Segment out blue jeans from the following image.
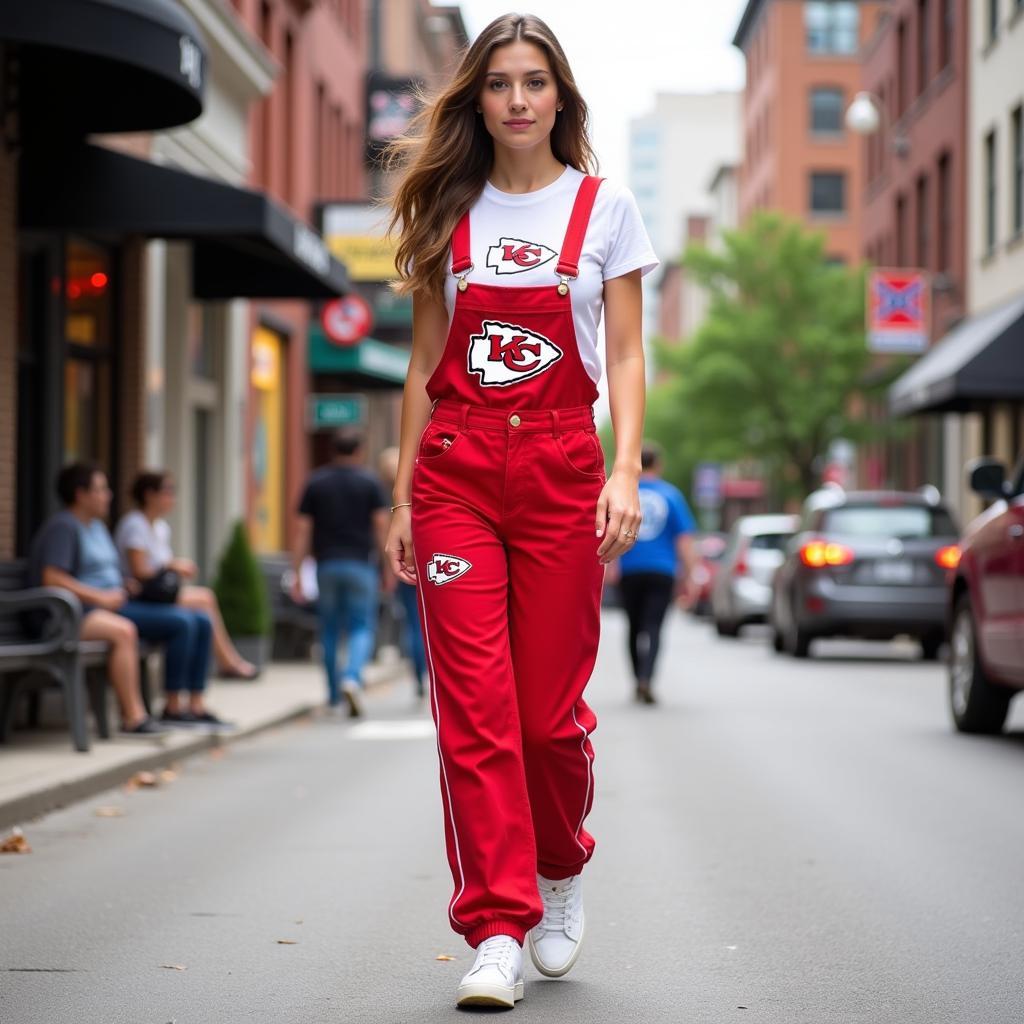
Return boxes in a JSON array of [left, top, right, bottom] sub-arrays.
[[119, 602, 213, 694], [316, 559, 379, 705], [397, 580, 426, 693]]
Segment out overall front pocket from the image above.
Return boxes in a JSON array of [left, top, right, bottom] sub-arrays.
[[555, 430, 605, 478], [417, 422, 463, 462]]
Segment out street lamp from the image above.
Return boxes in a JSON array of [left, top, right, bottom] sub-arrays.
[[845, 91, 909, 157]]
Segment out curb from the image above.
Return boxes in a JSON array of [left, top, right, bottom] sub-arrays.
[[0, 660, 407, 832]]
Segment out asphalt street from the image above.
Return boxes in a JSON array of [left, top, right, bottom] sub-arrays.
[[2, 610, 1023, 1024]]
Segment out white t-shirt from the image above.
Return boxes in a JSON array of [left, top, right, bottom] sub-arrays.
[[114, 511, 174, 576], [444, 166, 659, 384]]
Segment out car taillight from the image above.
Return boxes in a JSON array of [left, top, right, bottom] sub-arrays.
[[734, 541, 749, 576], [935, 545, 961, 570], [800, 540, 855, 568]]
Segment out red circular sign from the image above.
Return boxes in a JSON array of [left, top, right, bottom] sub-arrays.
[[321, 294, 373, 347]]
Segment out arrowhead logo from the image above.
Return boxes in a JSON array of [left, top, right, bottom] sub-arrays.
[[468, 320, 563, 387], [426, 553, 472, 586], [486, 237, 557, 274]]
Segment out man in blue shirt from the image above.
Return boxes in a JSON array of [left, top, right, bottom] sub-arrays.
[[616, 443, 698, 704]]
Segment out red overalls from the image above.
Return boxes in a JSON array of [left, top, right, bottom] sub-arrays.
[[411, 176, 607, 948]]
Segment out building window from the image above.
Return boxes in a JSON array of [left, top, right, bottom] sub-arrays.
[[917, 0, 930, 94], [805, 2, 860, 55], [1012, 106, 1023, 237], [937, 152, 952, 271], [988, 0, 999, 44], [984, 129, 997, 254], [915, 173, 930, 268], [809, 171, 846, 214], [896, 193, 908, 264], [64, 238, 114, 470], [897, 18, 909, 115], [939, 0, 954, 69], [810, 87, 844, 134]]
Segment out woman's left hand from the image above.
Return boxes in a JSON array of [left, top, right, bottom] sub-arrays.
[[169, 557, 198, 579], [595, 468, 642, 565]]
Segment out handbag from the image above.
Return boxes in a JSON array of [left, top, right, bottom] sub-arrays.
[[137, 568, 182, 604]]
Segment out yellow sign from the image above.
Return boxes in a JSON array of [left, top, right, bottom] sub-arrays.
[[326, 234, 399, 282], [250, 327, 285, 552]]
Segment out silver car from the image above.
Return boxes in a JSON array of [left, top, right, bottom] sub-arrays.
[[712, 514, 800, 637]]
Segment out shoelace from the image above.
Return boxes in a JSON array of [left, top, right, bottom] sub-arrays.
[[538, 878, 578, 934], [472, 937, 516, 976]]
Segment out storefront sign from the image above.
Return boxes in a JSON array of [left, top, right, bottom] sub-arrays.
[[868, 269, 930, 354], [306, 394, 367, 430], [321, 294, 374, 346], [321, 203, 398, 282], [366, 73, 420, 151], [292, 223, 332, 276]]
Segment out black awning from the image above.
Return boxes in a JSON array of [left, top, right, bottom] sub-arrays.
[[20, 143, 349, 299], [1, 0, 206, 134], [889, 294, 1024, 416]]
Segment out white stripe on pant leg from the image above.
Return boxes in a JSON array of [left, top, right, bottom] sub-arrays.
[[571, 707, 595, 859], [417, 578, 467, 928]]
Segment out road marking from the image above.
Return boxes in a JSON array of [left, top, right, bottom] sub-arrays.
[[347, 720, 436, 741]]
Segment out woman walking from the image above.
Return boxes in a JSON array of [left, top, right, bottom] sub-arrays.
[[384, 13, 655, 1008]]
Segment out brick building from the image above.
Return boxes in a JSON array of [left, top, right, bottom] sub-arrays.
[[733, 0, 884, 264]]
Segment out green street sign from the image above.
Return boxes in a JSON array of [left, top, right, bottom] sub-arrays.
[[306, 394, 367, 430]]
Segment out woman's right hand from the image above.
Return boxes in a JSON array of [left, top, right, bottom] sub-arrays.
[[386, 508, 417, 586]]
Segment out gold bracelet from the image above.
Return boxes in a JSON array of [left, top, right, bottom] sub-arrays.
[[390, 502, 412, 512]]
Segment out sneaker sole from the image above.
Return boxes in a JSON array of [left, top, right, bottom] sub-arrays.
[[456, 979, 524, 1007], [342, 684, 363, 718], [527, 912, 585, 978]]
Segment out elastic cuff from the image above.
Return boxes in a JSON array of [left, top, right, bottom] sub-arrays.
[[465, 920, 528, 948]]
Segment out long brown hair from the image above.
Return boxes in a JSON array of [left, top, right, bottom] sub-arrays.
[[385, 13, 597, 303]]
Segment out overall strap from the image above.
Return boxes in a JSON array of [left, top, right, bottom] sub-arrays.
[[450, 209, 473, 275], [556, 175, 604, 279]]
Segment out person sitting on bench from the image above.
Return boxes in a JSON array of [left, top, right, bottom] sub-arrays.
[[27, 463, 233, 733]]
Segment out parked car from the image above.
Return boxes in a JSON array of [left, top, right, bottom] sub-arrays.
[[947, 456, 1024, 734], [712, 515, 799, 636], [770, 487, 959, 659], [691, 532, 727, 617]]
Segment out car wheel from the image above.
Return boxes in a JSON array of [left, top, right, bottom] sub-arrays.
[[715, 617, 740, 638], [771, 624, 785, 653], [920, 631, 944, 662], [948, 594, 1011, 734], [785, 618, 812, 659]]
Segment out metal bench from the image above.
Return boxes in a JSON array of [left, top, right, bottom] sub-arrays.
[[0, 560, 156, 752]]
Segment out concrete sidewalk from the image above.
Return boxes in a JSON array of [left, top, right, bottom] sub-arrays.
[[0, 654, 409, 832]]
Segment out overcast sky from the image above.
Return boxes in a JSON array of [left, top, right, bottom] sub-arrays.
[[459, 1, 750, 184]]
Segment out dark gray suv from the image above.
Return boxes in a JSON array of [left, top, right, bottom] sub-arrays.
[[770, 486, 960, 659]]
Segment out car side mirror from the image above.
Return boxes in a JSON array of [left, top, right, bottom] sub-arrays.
[[967, 458, 1009, 500]]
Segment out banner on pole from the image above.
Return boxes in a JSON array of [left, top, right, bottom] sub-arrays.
[[867, 269, 930, 354]]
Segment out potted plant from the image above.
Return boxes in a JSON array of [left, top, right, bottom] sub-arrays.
[[212, 520, 271, 672]]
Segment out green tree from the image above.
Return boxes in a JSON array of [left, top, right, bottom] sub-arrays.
[[652, 211, 903, 498]]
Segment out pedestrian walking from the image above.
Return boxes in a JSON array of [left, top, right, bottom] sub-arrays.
[[378, 447, 428, 705], [384, 13, 656, 1008], [291, 429, 391, 717], [115, 470, 259, 680], [615, 442, 700, 705]]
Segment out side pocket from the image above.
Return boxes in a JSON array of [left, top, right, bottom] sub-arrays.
[[556, 430, 605, 479], [417, 422, 463, 461]]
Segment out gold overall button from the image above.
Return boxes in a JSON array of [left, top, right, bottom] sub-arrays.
[[509, 414, 522, 428]]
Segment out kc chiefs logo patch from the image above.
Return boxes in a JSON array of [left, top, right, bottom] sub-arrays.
[[426, 553, 472, 586], [468, 320, 563, 387], [486, 237, 557, 275]]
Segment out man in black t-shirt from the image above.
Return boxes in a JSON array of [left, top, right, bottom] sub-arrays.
[[292, 429, 391, 716]]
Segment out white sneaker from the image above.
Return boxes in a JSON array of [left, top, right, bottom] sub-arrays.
[[528, 874, 585, 978], [456, 935, 525, 1008], [340, 680, 363, 718]]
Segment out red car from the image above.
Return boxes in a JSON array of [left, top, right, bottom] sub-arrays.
[[691, 532, 727, 617], [948, 455, 1024, 733]]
